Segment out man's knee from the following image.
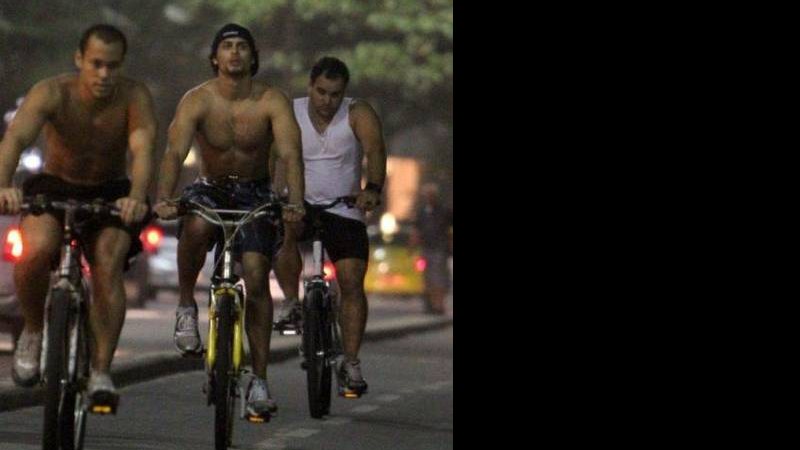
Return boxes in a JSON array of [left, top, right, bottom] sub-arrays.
[[336, 260, 367, 296]]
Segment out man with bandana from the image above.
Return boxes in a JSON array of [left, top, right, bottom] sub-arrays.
[[153, 23, 305, 420]]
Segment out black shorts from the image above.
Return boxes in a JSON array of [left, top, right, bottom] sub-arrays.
[[179, 177, 280, 260], [21, 173, 146, 269], [291, 211, 369, 263]]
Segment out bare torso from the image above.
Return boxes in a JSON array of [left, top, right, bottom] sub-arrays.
[[43, 74, 134, 185], [194, 80, 275, 180]]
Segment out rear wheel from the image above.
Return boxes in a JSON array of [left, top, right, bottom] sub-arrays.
[[214, 295, 235, 450], [72, 314, 90, 450]]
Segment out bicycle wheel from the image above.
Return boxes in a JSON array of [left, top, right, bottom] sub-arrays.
[[321, 292, 340, 415], [72, 313, 90, 450], [214, 294, 235, 450], [303, 288, 332, 419], [42, 287, 72, 450]]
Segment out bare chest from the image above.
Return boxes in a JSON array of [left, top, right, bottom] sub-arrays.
[[201, 104, 271, 151], [50, 102, 129, 152]]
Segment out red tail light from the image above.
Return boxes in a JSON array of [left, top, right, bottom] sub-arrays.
[[3, 226, 23, 262], [323, 261, 337, 281], [140, 225, 164, 254], [414, 256, 427, 272]]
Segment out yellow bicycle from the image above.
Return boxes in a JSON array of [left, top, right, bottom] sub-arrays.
[[178, 199, 280, 450]]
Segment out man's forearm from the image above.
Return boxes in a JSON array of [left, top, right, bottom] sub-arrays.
[[156, 152, 184, 200], [128, 149, 154, 201], [365, 149, 387, 188], [285, 153, 305, 205], [0, 140, 24, 187]]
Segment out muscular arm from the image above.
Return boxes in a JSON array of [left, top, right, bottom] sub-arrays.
[[156, 90, 204, 200], [268, 90, 304, 207], [351, 100, 387, 209], [0, 80, 58, 187], [126, 83, 158, 201]]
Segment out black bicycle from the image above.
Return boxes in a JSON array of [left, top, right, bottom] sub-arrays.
[[176, 199, 281, 450], [9, 195, 126, 450], [277, 196, 361, 418]]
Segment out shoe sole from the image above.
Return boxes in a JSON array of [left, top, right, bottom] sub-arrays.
[[89, 391, 119, 415], [11, 369, 40, 388]]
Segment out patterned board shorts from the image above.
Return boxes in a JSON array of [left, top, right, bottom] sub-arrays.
[[179, 176, 281, 260]]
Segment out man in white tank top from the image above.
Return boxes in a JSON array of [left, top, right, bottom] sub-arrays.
[[273, 57, 387, 398]]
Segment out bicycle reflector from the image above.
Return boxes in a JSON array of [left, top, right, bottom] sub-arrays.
[[140, 225, 163, 254], [2, 226, 23, 262], [414, 256, 427, 272], [323, 261, 336, 281]]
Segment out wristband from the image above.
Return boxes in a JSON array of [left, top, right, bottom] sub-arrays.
[[365, 182, 383, 194]]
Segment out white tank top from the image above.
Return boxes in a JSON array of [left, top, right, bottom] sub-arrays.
[[294, 97, 365, 222]]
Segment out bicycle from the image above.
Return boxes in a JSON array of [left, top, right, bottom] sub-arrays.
[[276, 196, 363, 419], [175, 199, 281, 450], [9, 195, 126, 450]]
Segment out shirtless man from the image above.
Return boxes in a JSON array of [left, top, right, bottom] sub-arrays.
[[152, 23, 304, 421], [0, 24, 156, 411]]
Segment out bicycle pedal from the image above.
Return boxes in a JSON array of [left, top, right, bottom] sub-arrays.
[[246, 413, 271, 423], [180, 348, 205, 358], [338, 386, 366, 399], [89, 392, 119, 415]]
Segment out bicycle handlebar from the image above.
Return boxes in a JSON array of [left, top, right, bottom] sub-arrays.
[[177, 199, 281, 227], [17, 195, 121, 217]]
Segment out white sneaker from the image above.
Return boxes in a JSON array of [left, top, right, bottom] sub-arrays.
[[174, 306, 202, 355], [246, 377, 277, 419], [12, 329, 42, 387]]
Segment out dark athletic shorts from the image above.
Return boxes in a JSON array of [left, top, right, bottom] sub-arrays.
[[21, 173, 147, 270]]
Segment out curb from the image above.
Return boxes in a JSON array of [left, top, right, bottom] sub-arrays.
[[0, 316, 452, 412]]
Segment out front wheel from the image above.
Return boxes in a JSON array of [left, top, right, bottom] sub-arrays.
[[42, 287, 74, 450], [213, 294, 235, 450], [303, 288, 332, 419]]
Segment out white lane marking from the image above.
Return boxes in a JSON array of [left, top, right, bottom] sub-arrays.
[[256, 440, 288, 449], [399, 388, 416, 394], [322, 417, 353, 426], [275, 428, 322, 438], [350, 404, 380, 413], [375, 394, 401, 402]]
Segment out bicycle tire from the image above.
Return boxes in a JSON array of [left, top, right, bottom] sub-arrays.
[[42, 287, 72, 450], [214, 294, 235, 450], [303, 288, 331, 419], [72, 310, 90, 450]]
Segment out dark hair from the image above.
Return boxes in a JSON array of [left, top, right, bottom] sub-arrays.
[[79, 24, 127, 57], [310, 56, 350, 85], [209, 23, 259, 76]]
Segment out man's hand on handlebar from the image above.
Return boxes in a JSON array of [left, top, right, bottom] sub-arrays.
[[153, 199, 180, 221], [356, 189, 380, 212], [115, 197, 149, 226], [283, 203, 305, 223], [0, 187, 24, 215]]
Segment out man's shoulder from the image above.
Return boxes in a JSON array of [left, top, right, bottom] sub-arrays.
[[179, 81, 215, 109], [118, 77, 153, 99], [254, 81, 290, 103], [35, 73, 74, 94], [348, 98, 377, 116]]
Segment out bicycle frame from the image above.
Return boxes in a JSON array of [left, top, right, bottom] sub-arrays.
[[180, 200, 279, 449], [21, 198, 119, 450]]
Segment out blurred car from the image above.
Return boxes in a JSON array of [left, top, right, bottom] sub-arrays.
[[143, 221, 213, 295], [364, 225, 426, 297]]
